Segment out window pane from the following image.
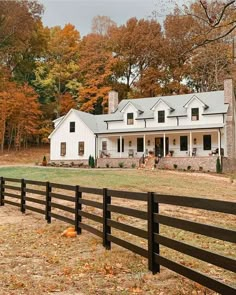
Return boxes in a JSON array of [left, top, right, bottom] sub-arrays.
[[158, 110, 165, 123], [180, 136, 188, 151], [137, 138, 144, 152], [191, 108, 199, 121], [70, 122, 75, 132], [203, 135, 211, 150], [78, 141, 84, 155], [127, 113, 134, 125], [61, 142, 66, 156]]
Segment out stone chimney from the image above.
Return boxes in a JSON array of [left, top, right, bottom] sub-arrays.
[[224, 79, 236, 159], [108, 91, 118, 114]]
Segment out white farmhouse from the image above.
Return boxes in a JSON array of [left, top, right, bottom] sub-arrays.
[[49, 79, 236, 172]]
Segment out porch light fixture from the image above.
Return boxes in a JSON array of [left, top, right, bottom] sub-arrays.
[[194, 138, 197, 144], [147, 140, 151, 146], [129, 141, 132, 147], [173, 139, 176, 145]]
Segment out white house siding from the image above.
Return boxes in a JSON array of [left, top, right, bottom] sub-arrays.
[[50, 111, 95, 161], [179, 99, 224, 126], [108, 104, 145, 130], [148, 101, 175, 128]]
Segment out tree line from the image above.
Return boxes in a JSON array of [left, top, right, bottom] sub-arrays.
[[0, 0, 235, 151]]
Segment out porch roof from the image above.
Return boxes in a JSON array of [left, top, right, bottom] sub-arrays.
[[95, 123, 224, 135]]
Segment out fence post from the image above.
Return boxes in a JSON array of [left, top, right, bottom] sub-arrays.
[[21, 179, 26, 213], [103, 188, 111, 250], [148, 192, 160, 274], [46, 181, 52, 223], [75, 185, 82, 235], [0, 177, 5, 206]]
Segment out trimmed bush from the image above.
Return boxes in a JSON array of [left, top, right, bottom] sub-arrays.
[[216, 157, 222, 173], [90, 156, 95, 168], [118, 162, 124, 168]]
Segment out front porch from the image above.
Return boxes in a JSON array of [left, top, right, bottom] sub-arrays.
[[96, 129, 224, 172]]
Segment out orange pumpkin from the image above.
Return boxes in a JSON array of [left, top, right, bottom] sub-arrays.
[[66, 231, 77, 238], [61, 227, 77, 237]]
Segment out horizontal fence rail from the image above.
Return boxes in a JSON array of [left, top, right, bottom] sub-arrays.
[[0, 176, 235, 294]]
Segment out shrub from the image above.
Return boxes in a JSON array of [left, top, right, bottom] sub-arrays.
[[216, 157, 222, 173], [106, 163, 110, 168], [88, 155, 92, 167], [173, 164, 178, 169], [131, 163, 136, 168], [199, 166, 203, 171], [118, 162, 124, 168], [90, 156, 95, 168], [187, 165, 191, 171]]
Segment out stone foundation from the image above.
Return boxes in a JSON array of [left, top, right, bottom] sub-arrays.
[[49, 159, 88, 167], [97, 158, 140, 168], [158, 156, 218, 172], [222, 158, 236, 172]]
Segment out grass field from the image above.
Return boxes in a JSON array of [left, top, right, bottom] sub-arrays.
[[0, 149, 236, 294], [0, 165, 236, 201]]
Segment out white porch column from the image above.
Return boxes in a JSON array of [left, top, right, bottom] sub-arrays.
[[190, 131, 192, 157], [163, 133, 166, 157], [143, 134, 146, 155], [120, 135, 122, 158], [218, 130, 221, 157]]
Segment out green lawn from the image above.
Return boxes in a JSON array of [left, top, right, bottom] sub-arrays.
[[0, 166, 235, 201]]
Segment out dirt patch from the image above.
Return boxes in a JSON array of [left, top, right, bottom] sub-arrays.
[[0, 147, 50, 166]]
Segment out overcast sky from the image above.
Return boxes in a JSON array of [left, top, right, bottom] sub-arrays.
[[39, 0, 178, 36]]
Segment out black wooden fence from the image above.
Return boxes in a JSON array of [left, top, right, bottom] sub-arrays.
[[0, 176, 235, 294]]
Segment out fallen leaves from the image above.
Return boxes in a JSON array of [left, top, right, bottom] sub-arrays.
[[61, 227, 77, 238]]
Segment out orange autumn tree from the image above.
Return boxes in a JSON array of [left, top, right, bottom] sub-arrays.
[[5, 84, 41, 150], [109, 17, 163, 98], [59, 92, 77, 115], [78, 33, 114, 113], [0, 75, 17, 152]]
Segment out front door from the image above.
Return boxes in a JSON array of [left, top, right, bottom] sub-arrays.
[[155, 137, 169, 157]]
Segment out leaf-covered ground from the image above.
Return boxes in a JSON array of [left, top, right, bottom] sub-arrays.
[[0, 201, 235, 295]]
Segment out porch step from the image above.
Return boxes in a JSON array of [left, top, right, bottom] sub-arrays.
[[145, 157, 155, 169], [139, 155, 159, 169]]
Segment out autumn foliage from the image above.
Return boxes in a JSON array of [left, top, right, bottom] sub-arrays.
[[0, 0, 236, 151]]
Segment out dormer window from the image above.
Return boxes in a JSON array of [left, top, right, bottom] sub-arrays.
[[127, 113, 134, 125], [70, 121, 75, 132], [158, 110, 165, 123], [191, 108, 199, 121]]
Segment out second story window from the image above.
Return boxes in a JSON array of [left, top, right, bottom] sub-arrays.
[[70, 121, 75, 132], [158, 110, 165, 123], [127, 113, 134, 125], [191, 108, 199, 121]]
